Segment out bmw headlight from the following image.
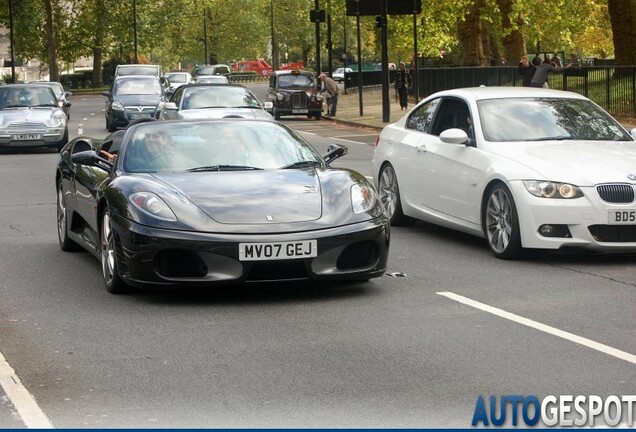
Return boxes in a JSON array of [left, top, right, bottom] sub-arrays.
[[523, 181, 583, 199], [112, 101, 125, 111], [351, 184, 376, 214], [129, 192, 177, 221]]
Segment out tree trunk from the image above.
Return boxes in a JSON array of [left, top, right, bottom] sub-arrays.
[[498, 0, 525, 63], [608, 0, 636, 65], [44, 0, 58, 81], [92, 0, 106, 86], [458, 0, 486, 66]]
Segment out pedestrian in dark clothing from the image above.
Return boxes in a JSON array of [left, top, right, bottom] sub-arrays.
[[394, 62, 412, 110], [530, 58, 571, 88], [518, 55, 536, 87]]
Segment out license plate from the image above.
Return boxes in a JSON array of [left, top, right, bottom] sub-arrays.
[[608, 209, 636, 224], [292, 109, 308, 114], [239, 240, 317, 261], [13, 133, 42, 140], [130, 113, 152, 119]]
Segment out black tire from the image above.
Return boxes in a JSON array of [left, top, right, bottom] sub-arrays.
[[482, 183, 522, 260], [274, 109, 281, 120], [378, 163, 415, 226], [56, 181, 80, 251], [100, 208, 128, 294], [106, 117, 116, 132], [315, 112, 322, 120]]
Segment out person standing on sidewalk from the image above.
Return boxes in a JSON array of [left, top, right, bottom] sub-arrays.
[[394, 62, 412, 110], [319, 72, 340, 117]]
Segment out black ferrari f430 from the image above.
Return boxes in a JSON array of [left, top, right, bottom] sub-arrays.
[[56, 119, 389, 293]]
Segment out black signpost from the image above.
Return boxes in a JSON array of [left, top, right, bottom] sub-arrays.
[[345, 0, 422, 123]]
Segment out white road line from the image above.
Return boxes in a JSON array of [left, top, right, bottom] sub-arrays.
[[437, 291, 636, 365], [0, 350, 53, 428]]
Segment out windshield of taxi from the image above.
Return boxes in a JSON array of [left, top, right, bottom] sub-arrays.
[[277, 74, 315, 89], [478, 98, 632, 142], [122, 121, 324, 173]]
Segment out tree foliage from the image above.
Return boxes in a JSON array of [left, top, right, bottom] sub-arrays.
[[0, 0, 628, 83]]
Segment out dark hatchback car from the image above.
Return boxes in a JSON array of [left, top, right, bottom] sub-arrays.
[[266, 70, 323, 120], [102, 75, 165, 131]]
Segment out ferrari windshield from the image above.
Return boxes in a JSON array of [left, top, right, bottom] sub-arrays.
[[122, 120, 324, 173], [478, 98, 632, 142]]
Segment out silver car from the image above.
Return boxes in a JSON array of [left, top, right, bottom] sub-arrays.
[[159, 83, 273, 120], [0, 84, 69, 150]]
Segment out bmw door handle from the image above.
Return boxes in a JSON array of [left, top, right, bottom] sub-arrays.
[[416, 144, 427, 153]]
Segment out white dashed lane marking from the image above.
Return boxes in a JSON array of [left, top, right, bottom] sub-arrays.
[[437, 291, 636, 365]]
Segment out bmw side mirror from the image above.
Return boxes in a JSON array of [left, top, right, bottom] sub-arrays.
[[439, 128, 470, 145]]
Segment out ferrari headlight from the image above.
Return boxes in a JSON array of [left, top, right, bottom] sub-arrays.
[[112, 101, 125, 111], [129, 192, 177, 221], [351, 184, 376, 214], [523, 181, 583, 199]]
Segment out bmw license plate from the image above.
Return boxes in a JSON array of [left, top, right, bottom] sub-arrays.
[[292, 109, 308, 114], [239, 240, 317, 261], [608, 209, 636, 224], [13, 133, 42, 140]]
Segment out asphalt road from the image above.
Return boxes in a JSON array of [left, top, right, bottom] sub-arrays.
[[0, 94, 634, 428]]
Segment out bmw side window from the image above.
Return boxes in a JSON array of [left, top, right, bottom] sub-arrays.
[[407, 98, 440, 133]]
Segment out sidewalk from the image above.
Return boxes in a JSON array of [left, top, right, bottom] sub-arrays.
[[328, 86, 403, 130], [329, 86, 636, 131]]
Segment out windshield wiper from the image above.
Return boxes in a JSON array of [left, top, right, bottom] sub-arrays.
[[232, 105, 260, 109], [280, 160, 321, 169], [31, 104, 57, 108], [187, 165, 262, 172], [526, 135, 574, 141]]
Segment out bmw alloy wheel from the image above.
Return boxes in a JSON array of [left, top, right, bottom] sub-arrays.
[[379, 164, 414, 226], [484, 184, 521, 259]]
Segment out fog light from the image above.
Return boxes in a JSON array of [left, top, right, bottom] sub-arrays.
[[539, 225, 554, 236], [538, 224, 572, 238]]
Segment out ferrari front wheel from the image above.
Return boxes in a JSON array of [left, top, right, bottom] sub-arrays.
[[57, 181, 80, 251], [101, 208, 128, 294]]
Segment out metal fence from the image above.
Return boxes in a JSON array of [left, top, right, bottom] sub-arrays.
[[344, 66, 636, 117]]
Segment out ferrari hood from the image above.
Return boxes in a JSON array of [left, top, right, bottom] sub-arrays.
[[488, 140, 636, 185], [180, 108, 272, 120], [153, 170, 322, 224]]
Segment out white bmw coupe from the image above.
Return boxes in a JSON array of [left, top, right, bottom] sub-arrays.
[[372, 86, 636, 259]]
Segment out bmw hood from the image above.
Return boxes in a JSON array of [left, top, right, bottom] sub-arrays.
[[153, 170, 322, 224], [180, 108, 272, 120], [489, 140, 636, 185]]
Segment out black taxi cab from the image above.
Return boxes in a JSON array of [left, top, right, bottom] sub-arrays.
[[266, 70, 323, 120]]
